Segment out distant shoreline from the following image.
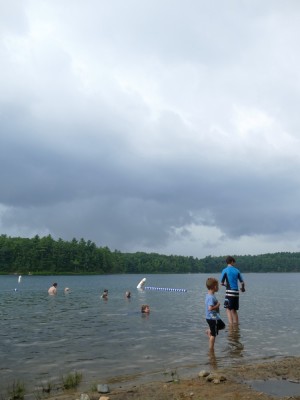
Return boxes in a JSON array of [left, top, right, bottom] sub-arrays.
[[2, 271, 300, 276], [2, 235, 300, 273]]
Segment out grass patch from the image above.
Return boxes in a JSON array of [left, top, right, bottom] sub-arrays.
[[61, 371, 82, 390], [33, 380, 54, 399], [7, 381, 26, 400], [89, 383, 98, 392]]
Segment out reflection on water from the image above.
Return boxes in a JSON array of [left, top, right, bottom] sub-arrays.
[[208, 350, 218, 370], [227, 325, 244, 357], [0, 273, 299, 395], [207, 325, 244, 370]]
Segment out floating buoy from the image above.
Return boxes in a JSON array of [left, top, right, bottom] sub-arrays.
[[137, 278, 146, 289], [144, 286, 187, 292]]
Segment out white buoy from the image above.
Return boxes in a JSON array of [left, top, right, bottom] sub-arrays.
[[137, 278, 146, 289]]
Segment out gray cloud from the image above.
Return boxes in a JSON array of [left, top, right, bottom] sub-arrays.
[[1, 1, 300, 257]]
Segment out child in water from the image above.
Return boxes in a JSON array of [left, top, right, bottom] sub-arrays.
[[205, 277, 225, 350], [141, 304, 150, 313]]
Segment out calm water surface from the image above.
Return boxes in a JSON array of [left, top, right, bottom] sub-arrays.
[[0, 273, 299, 394]]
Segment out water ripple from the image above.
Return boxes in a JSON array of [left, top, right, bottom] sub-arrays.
[[0, 273, 299, 394]]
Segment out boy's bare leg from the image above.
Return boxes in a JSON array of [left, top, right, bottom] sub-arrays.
[[209, 334, 215, 350], [206, 329, 215, 350]]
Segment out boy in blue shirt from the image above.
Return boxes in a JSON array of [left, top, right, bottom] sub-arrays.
[[220, 256, 245, 325], [205, 277, 225, 351]]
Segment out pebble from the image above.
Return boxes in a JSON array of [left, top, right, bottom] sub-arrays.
[[99, 396, 110, 400], [206, 373, 227, 383], [198, 370, 210, 377], [97, 384, 110, 393], [79, 394, 90, 400]]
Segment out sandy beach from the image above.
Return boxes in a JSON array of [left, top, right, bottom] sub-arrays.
[[43, 356, 300, 400]]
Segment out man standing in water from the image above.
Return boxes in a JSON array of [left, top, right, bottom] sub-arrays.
[[220, 256, 245, 325], [48, 282, 58, 295]]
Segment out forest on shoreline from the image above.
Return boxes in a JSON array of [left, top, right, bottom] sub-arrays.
[[0, 234, 299, 274]]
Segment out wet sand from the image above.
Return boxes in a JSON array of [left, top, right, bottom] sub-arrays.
[[45, 356, 300, 400]]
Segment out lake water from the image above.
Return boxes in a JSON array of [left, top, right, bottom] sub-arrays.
[[0, 273, 299, 395]]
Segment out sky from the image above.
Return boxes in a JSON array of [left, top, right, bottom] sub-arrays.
[[1, 1, 300, 259]]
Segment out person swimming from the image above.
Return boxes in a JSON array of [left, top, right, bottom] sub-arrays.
[[141, 304, 150, 313]]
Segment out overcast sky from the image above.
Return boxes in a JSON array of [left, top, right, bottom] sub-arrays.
[[1, 1, 300, 258]]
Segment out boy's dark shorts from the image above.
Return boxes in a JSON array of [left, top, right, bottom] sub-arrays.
[[206, 319, 226, 337], [224, 293, 239, 310]]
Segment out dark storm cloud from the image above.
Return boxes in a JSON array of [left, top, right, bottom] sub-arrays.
[[1, 1, 300, 257]]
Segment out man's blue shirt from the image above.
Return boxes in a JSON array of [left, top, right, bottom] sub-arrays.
[[220, 265, 244, 290]]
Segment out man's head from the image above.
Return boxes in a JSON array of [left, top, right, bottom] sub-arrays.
[[226, 256, 236, 265]]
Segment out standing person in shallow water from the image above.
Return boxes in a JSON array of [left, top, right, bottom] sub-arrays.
[[205, 277, 225, 351], [220, 256, 245, 325], [48, 282, 57, 295]]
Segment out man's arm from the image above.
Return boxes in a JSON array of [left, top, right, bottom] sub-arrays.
[[221, 272, 228, 287], [240, 282, 245, 292]]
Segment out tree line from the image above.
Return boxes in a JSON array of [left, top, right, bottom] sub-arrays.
[[0, 234, 299, 274]]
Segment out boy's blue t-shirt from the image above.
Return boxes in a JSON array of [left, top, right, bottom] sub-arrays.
[[205, 293, 219, 320], [221, 265, 244, 290]]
